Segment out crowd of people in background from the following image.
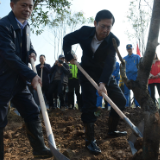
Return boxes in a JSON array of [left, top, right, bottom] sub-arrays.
[[32, 52, 82, 112], [29, 44, 160, 112]]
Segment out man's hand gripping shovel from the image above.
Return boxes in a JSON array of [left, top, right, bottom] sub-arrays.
[[73, 60, 143, 155], [30, 58, 70, 160]]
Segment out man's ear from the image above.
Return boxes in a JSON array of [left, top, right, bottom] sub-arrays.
[[10, 1, 14, 10], [94, 21, 97, 27]]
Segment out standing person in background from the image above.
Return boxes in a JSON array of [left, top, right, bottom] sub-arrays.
[[48, 55, 70, 112], [0, 0, 52, 159], [148, 53, 160, 104], [112, 61, 120, 84], [123, 44, 140, 108], [68, 52, 82, 110], [36, 55, 51, 102]]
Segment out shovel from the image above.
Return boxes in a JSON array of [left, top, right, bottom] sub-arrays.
[[74, 61, 143, 138], [128, 119, 144, 155], [30, 58, 70, 160]]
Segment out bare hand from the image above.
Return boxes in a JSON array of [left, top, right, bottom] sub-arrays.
[[54, 60, 58, 65], [57, 63, 63, 67], [98, 83, 107, 96], [113, 75, 115, 78], [29, 53, 36, 62], [31, 75, 42, 90], [40, 64, 44, 68]]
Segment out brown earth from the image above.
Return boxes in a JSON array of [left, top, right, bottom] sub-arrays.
[[4, 107, 160, 160]]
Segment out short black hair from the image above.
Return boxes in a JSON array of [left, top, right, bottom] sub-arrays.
[[11, 0, 20, 3], [11, 0, 34, 3], [40, 55, 46, 58], [95, 10, 115, 25]]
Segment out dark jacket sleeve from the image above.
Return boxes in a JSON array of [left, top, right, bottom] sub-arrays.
[[43, 64, 51, 73], [61, 63, 70, 75], [63, 27, 84, 61], [50, 64, 57, 73], [99, 39, 120, 85], [0, 25, 37, 81], [29, 41, 36, 56], [36, 64, 40, 76]]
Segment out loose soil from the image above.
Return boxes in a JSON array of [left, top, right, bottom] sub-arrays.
[[4, 107, 160, 160]]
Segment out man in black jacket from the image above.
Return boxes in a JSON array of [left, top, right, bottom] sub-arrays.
[[36, 55, 51, 97], [63, 10, 127, 154], [0, 0, 52, 159], [48, 55, 70, 112]]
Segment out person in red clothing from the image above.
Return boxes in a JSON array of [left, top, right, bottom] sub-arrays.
[[148, 53, 160, 103]]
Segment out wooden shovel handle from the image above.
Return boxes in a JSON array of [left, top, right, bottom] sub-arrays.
[[74, 61, 126, 119], [30, 58, 57, 148]]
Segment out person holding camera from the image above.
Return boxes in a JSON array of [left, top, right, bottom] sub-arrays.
[[47, 55, 70, 112]]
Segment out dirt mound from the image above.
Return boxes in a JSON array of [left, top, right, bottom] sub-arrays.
[[3, 107, 151, 160]]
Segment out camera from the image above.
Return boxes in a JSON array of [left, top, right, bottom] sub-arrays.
[[58, 60, 63, 64]]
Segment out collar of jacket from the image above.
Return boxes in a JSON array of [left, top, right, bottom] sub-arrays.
[[127, 53, 134, 57], [89, 27, 111, 43], [8, 11, 29, 30]]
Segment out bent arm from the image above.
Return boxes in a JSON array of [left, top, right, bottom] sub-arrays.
[[0, 25, 36, 81]]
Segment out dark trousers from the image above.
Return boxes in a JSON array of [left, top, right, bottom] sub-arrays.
[[149, 83, 160, 104], [0, 85, 40, 129], [42, 85, 49, 96], [68, 78, 82, 108], [80, 77, 126, 123], [47, 80, 64, 107]]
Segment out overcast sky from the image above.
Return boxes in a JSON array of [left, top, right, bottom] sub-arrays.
[[1, 0, 160, 99], [0, 0, 160, 66]]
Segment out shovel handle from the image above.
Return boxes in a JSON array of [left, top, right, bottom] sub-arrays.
[[74, 61, 126, 119], [30, 58, 57, 149]]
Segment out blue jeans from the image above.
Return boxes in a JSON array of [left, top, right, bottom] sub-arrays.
[[124, 84, 139, 107]]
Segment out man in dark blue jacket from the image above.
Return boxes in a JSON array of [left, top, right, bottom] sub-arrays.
[[0, 0, 52, 159], [36, 55, 51, 97], [63, 10, 126, 154]]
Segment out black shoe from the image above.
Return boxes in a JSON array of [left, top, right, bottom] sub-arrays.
[[25, 120, 53, 159], [0, 129, 4, 160], [84, 123, 101, 154], [107, 116, 127, 137], [107, 130, 127, 137]]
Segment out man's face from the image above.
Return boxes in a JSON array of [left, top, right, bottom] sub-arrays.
[[127, 48, 133, 54], [10, 0, 33, 22], [40, 56, 45, 63], [59, 58, 65, 63], [94, 18, 113, 41]]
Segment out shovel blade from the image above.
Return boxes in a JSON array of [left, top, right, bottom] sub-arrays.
[[128, 119, 144, 155], [48, 141, 70, 160], [128, 140, 137, 155]]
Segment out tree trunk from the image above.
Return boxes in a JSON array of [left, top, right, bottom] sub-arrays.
[[139, 1, 160, 159], [119, 0, 160, 159]]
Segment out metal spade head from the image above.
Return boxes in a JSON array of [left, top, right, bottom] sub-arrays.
[[48, 141, 70, 160], [128, 119, 144, 155]]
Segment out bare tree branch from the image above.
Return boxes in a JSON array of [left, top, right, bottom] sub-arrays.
[[144, 0, 152, 11]]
